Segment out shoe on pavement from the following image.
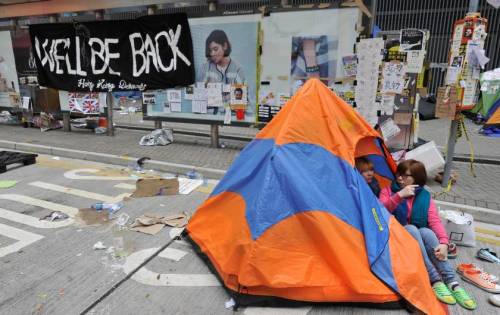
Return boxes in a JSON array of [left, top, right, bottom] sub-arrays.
[[432, 281, 456, 304], [489, 294, 500, 307], [456, 263, 499, 283], [450, 286, 477, 310], [476, 248, 500, 264], [461, 269, 500, 293]]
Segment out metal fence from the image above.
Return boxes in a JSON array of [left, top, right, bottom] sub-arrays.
[[375, 0, 500, 94]]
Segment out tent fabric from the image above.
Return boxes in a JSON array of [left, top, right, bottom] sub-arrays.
[[187, 79, 445, 314]]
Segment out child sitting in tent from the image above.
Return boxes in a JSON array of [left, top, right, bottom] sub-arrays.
[[355, 157, 381, 197], [378, 159, 476, 310]]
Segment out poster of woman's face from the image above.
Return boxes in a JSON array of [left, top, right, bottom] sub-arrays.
[[190, 16, 258, 121]]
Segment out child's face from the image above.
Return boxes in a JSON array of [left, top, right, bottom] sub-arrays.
[[361, 168, 375, 183]]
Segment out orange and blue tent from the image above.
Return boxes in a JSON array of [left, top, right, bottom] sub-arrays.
[[187, 79, 445, 314]]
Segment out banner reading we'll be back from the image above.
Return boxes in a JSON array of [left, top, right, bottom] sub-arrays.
[[29, 13, 194, 92]]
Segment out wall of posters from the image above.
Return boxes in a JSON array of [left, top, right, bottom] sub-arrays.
[[144, 14, 259, 124]]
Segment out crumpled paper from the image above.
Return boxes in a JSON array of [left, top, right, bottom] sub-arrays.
[[130, 212, 188, 235]]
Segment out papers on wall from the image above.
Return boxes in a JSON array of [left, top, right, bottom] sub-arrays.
[[445, 67, 461, 85], [462, 80, 477, 107], [451, 24, 464, 54], [170, 102, 182, 112], [167, 89, 182, 103], [224, 108, 232, 124], [468, 45, 490, 69], [406, 51, 425, 74], [400, 29, 425, 51], [355, 38, 384, 125], [167, 89, 182, 112], [192, 87, 208, 114], [207, 83, 223, 108], [382, 62, 407, 94], [380, 118, 401, 140], [230, 84, 247, 106], [381, 94, 395, 115], [192, 100, 207, 113], [222, 84, 231, 93], [22, 96, 31, 110], [342, 55, 357, 77]]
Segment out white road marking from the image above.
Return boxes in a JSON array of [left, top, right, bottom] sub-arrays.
[[0, 208, 74, 228], [123, 247, 220, 287], [64, 169, 132, 181], [0, 222, 44, 258], [114, 183, 136, 190], [169, 228, 189, 246], [0, 194, 78, 217], [243, 307, 312, 315], [158, 247, 187, 262], [29, 181, 130, 203]]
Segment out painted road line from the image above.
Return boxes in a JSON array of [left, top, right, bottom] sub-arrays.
[[243, 307, 312, 315], [114, 183, 136, 190], [123, 247, 220, 287], [476, 236, 500, 246], [0, 222, 44, 258], [0, 194, 78, 217], [30, 181, 131, 203], [158, 247, 188, 262], [0, 208, 74, 228], [64, 169, 132, 181], [475, 227, 500, 237]]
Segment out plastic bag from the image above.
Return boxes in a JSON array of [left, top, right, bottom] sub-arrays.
[[139, 128, 173, 146], [439, 210, 476, 247]]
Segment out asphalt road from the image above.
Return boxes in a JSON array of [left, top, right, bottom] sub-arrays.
[[0, 155, 498, 315]]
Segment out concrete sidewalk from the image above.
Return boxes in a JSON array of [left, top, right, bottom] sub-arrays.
[[1, 122, 499, 218]]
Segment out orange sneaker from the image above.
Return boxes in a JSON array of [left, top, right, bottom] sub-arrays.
[[457, 263, 498, 283], [461, 269, 500, 293]]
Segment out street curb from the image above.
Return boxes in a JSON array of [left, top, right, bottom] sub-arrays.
[[435, 200, 500, 225], [0, 140, 227, 179], [1, 140, 498, 224], [117, 125, 500, 165], [115, 124, 255, 142]]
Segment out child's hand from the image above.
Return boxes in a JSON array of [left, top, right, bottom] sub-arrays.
[[397, 185, 419, 198], [434, 244, 448, 261]]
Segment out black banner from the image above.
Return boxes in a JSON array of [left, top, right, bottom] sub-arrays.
[[30, 14, 194, 92]]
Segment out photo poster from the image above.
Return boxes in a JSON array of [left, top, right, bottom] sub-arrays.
[[144, 14, 259, 124], [58, 91, 107, 114], [260, 8, 359, 98], [111, 91, 142, 110], [290, 35, 337, 92], [0, 31, 20, 96]]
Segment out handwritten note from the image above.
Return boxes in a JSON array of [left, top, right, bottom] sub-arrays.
[[382, 62, 407, 94]]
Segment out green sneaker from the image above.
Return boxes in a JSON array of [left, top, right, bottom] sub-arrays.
[[432, 281, 456, 304], [450, 286, 477, 310]]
